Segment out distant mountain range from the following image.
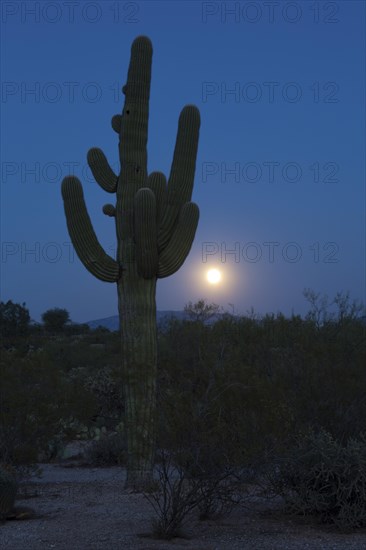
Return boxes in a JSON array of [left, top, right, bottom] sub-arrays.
[[86, 310, 189, 331]]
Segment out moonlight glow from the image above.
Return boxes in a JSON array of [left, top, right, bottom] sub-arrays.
[[207, 269, 221, 285]]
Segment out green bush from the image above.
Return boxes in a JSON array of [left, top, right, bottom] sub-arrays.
[[267, 429, 366, 529], [83, 366, 124, 421], [157, 329, 294, 469], [0, 351, 96, 468], [158, 300, 365, 463]]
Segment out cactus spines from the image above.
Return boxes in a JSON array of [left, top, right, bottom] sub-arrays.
[[0, 465, 17, 519], [61, 36, 200, 489]]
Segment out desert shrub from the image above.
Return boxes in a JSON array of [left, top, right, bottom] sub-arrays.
[[158, 299, 365, 474], [196, 472, 242, 521], [85, 433, 127, 466], [266, 428, 366, 529], [158, 344, 293, 471], [145, 449, 245, 539], [268, 320, 366, 441], [42, 329, 120, 374], [83, 366, 124, 421], [154, 296, 365, 533], [144, 450, 206, 539], [0, 351, 96, 468]]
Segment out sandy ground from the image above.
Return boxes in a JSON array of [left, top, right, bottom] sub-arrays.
[[1, 461, 366, 550]]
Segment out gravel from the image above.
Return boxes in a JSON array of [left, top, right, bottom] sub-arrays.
[[1, 463, 366, 549]]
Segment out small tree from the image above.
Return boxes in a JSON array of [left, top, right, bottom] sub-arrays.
[[184, 299, 221, 323], [303, 288, 330, 328], [42, 308, 70, 333], [0, 301, 30, 347]]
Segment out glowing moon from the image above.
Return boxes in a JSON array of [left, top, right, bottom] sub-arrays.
[[206, 268, 221, 284]]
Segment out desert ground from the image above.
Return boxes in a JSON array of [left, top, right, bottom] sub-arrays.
[[1, 454, 366, 550]]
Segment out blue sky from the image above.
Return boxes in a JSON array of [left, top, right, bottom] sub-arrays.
[[1, 0, 365, 322]]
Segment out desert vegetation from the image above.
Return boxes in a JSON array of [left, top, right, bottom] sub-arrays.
[[0, 291, 365, 535]]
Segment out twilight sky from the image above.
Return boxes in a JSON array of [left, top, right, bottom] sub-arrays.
[[1, 0, 365, 322]]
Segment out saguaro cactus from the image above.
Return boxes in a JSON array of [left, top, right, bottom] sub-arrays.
[[61, 36, 200, 489]]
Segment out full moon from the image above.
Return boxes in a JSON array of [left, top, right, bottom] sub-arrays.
[[207, 268, 221, 284]]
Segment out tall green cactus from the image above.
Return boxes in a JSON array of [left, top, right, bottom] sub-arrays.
[[61, 36, 200, 489]]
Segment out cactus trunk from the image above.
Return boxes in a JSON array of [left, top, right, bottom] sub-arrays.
[[117, 274, 157, 488]]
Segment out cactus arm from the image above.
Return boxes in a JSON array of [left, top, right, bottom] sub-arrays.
[[134, 188, 158, 278], [158, 202, 199, 278], [147, 171, 166, 227], [87, 148, 118, 193], [168, 105, 201, 203], [61, 176, 119, 282], [158, 105, 200, 250]]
